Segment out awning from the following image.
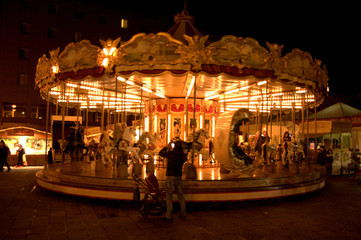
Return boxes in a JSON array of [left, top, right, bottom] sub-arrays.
[[299, 120, 352, 136]]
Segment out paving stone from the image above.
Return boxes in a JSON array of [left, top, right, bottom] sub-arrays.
[[1, 168, 361, 240]]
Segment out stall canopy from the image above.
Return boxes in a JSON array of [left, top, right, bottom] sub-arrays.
[[309, 102, 361, 119], [299, 120, 352, 137]]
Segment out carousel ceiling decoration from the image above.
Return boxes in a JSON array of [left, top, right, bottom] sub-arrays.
[[35, 30, 328, 113]]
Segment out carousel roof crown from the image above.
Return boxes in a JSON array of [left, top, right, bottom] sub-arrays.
[[168, 3, 203, 44]]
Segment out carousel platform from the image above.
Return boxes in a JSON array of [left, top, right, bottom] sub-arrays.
[[36, 162, 325, 202]]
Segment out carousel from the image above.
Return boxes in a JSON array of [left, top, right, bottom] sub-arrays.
[[35, 8, 328, 201]]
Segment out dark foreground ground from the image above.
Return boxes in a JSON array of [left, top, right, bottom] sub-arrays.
[[1, 167, 360, 240]]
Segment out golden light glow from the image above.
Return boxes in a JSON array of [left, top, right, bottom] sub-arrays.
[[102, 58, 109, 67], [52, 65, 59, 74], [186, 76, 195, 98], [167, 114, 171, 143], [154, 114, 158, 132]]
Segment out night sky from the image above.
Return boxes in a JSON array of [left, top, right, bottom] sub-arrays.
[[118, 1, 357, 99]]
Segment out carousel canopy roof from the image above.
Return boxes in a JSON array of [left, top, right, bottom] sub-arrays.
[[35, 9, 328, 113]]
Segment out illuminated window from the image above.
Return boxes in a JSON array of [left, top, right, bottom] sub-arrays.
[[3, 104, 26, 118], [121, 18, 128, 28], [31, 107, 46, 119]]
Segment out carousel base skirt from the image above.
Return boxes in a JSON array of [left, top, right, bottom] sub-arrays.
[[36, 162, 325, 202]]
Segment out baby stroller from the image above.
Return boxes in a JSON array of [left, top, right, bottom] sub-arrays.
[[133, 173, 166, 217]]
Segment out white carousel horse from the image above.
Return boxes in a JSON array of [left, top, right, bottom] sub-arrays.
[[99, 130, 114, 165], [118, 126, 140, 161]]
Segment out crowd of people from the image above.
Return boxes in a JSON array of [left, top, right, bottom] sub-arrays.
[[232, 128, 334, 175]]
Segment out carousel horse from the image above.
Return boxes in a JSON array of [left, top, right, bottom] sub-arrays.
[[182, 129, 210, 162], [99, 130, 114, 165], [112, 123, 127, 148], [117, 126, 140, 163], [136, 132, 158, 162], [289, 142, 305, 165], [282, 140, 305, 166]]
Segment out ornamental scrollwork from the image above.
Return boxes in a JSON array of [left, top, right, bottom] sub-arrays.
[[35, 47, 59, 89], [119, 32, 183, 68], [177, 34, 209, 71], [58, 40, 100, 72], [99, 37, 121, 73]]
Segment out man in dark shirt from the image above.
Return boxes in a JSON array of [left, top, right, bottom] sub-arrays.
[[0, 140, 11, 172], [16, 145, 25, 167], [159, 140, 187, 222]]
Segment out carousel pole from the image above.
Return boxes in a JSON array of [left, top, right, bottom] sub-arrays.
[[292, 102, 295, 141], [191, 75, 197, 177], [107, 92, 110, 129], [279, 96, 282, 145], [192, 78, 197, 166], [314, 95, 317, 149], [55, 100, 58, 115], [86, 97, 89, 141], [61, 83, 66, 162], [306, 93, 310, 167], [45, 89, 50, 165], [76, 85, 80, 124], [185, 97, 188, 141], [113, 76, 118, 176], [301, 99, 305, 140], [140, 86, 143, 136], [101, 89, 105, 132], [166, 97, 170, 143], [124, 84, 127, 125]]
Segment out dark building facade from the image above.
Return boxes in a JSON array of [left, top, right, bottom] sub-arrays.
[[0, 0, 171, 131]]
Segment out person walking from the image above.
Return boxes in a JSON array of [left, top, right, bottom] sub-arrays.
[[16, 144, 25, 167], [159, 140, 187, 222], [0, 140, 11, 172], [326, 149, 334, 177]]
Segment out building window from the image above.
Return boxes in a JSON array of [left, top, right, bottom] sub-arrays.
[[74, 32, 82, 42], [48, 27, 58, 39], [31, 107, 46, 119], [19, 48, 30, 60], [98, 14, 107, 24], [74, 8, 84, 19], [20, 22, 31, 34], [49, 3, 59, 15], [121, 18, 128, 29], [21, 0, 32, 9], [3, 104, 26, 118], [18, 73, 29, 86]]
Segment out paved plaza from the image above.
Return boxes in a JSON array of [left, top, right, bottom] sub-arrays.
[[1, 167, 361, 240]]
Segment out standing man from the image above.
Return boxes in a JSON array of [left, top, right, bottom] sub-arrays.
[[159, 140, 187, 222], [16, 144, 25, 167], [0, 140, 11, 172]]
